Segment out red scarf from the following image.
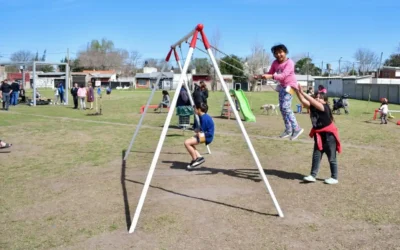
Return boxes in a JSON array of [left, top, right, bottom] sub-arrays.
[[309, 123, 341, 153]]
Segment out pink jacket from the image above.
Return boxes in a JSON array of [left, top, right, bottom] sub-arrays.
[[268, 59, 298, 89], [77, 87, 87, 97]]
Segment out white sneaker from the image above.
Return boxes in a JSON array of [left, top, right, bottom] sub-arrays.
[[324, 178, 339, 185], [303, 175, 316, 182]]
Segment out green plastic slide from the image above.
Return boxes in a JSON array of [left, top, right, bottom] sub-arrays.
[[233, 89, 256, 122]]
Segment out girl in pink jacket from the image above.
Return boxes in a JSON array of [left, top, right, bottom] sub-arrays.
[[257, 44, 303, 140], [77, 84, 87, 110]]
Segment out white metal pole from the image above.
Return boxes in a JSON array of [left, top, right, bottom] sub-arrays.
[[65, 64, 69, 105], [176, 60, 211, 154], [129, 47, 196, 234], [33, 61, 36, 106], [206, 47, 284, 218], [123, 63, 168, 161]]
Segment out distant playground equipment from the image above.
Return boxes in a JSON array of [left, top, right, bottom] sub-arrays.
[[332, 94, 350, 115], [220, 86, 256, 122], [140, 105, 170, 114]]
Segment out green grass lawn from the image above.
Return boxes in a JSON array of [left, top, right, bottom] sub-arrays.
[[1, 88, 399, 249]]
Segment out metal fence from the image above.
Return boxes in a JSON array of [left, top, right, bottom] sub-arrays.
[[316, 78, 400, 104]]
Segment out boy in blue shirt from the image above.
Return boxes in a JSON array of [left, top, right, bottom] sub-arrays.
[[184, 103, 214, 170]]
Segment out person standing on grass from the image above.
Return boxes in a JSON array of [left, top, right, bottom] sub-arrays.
[[58, 83, 65, 105], [379, 98, 388, 125], [255, 44, 304, 140], [71, 83, 79, 109], [10, 81, 20, 106], [77, 84, 87, 110], [200, 81, 209, 104], [87, 82, 94, 110], [1, 80, 12, 111], [295, 84, 341, 185]]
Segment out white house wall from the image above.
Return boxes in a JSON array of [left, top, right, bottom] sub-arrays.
[[314, 78, 343, 97]]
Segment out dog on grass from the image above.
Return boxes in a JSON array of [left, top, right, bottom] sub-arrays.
[[260, 104, 280, 115]]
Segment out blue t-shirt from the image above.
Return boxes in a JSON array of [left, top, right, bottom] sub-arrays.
[[199, 113, 215, 144]]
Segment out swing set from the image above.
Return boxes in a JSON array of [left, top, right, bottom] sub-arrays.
[[124, 24, 284, 234]]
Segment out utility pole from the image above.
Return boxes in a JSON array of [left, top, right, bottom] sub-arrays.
[[67, 48, 71, 89], [338, 57, 342, 76], [321, 61, 324, 76], [306, 52, 309, 87]]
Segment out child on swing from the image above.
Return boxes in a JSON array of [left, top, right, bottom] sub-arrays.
[[256, 44, 304, 140], [184, 102, 214, 170], [295, 84, 341, 184]]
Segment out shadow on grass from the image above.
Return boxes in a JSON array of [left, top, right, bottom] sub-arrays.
[[131, 150, 186, 155], [125, 179, 277, 217], [211, 115, 244, 121], [163, 161, 304, 182], [121, 150, 131, 231]]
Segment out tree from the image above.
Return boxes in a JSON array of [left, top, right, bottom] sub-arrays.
[[209, 28, 222, 91], [10, 50, 34, 62], [354, 48, 379, 75], [219, 55, 245, 83], [384, 43, 400, 67], [122, 50, 141, 76], [77, 38, 128, 71], [295, 57, 321, 76], [245, 42, 270, 90], [192, 58, 211, 74]]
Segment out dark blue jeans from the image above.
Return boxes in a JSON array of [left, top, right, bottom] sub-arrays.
[[311, 132, 338, 179], [2, 93, 10, 110], [11, 91, 19, 105]]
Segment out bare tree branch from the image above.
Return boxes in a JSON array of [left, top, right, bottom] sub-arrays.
[[10, 50, 34, 62], [354, 48, 379, 75]]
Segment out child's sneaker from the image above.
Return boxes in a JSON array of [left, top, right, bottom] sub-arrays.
[[324, 178, 338, 185], [192, 157, 205, 167], [279, 130, 292, 139], [303, 175, 316, 182], [290, 128, 304, 140]]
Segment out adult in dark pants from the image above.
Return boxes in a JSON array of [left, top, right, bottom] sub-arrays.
[[10, 81, 20, 106], [70, 83, 79, 109], [200, 81, 209, 104], [192, 82, 206, 129], [1, 80, 12, 110]]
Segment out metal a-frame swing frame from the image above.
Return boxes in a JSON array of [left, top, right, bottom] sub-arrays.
[[127, 24, 284, 234]]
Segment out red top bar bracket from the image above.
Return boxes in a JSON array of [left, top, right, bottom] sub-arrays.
[[165, 48, 173, 62], [196, 24, 204, 31], [173, 48, 180, 61]]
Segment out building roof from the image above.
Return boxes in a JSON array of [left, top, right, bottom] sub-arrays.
[[83, 70, 116, 74], [37, 72, 66, 76], [295, 75, 314, 81], [382, 66, 400, 70], [90, 73, 114, 78], [135, 72, 174, 79]]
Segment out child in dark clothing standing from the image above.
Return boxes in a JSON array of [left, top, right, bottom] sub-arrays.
[[184, 103, 215, 170], [295, 85, 341, 185]]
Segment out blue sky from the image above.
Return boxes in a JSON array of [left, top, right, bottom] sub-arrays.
[[1, 0, 399, 71]]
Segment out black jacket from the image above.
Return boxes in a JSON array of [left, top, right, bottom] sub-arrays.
[[71, 87, 78, 97], [192, 87, 205, 106]]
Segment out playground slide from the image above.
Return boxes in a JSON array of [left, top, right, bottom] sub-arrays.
[[234, 89, 256, 122]]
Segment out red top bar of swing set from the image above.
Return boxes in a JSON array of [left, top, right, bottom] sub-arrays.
[[169, 24, 211, 50]]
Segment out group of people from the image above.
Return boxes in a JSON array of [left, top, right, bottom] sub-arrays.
[[256, 44, 341, 185], [0, 80, 26, 110], [70, 83, 95, 110]]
